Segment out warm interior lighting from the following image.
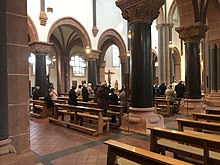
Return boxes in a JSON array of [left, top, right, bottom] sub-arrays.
[[169, 41, 173, 48], [52, 56, 56, 62], [128, 30, 131, 39], [85, 46, 91, 54], [127, 51, 130, 57], [47, 0, 53, 13]]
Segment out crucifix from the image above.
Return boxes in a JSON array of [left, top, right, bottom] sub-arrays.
[[105, 70, 114, 85]]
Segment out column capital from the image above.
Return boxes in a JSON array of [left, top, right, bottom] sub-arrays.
[[85, 49, 101, 60], [115, 0, 165, 25], [156, 23, 174, 30], [175, 22, 208, 43], [208, 39, 220, 49], [29, 41, 53, 55]]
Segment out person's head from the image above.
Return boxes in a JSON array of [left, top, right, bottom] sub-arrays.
[[110, 88, 115, 93], [88, 83, 92, 86], [78, 85, 82, 88], [72, 85, 77, 90], [83, 83, 87, 87], [101, 82, 107, 87], [168, 84, 172, 88], [36, 86, 40, 90]]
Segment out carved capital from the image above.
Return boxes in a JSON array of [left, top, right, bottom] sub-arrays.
[[85, 49, 101, 60], [175, 22, 208, 43], [29, 41, 53, 55], [208, 39, 220, 49], [39, 11, 48, 26], [116, 0, 165, 25]]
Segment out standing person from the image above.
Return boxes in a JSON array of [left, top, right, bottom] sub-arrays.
[[119, 88, 127, 113], [68, 85, 78, 105], [87, 83, 94, 100], [165, 84, 176, 101], [49, 86, 58, 100], [175, 80, 185, 99], [32, 86, 40, 100], [82, 84, 89, 102], [159, 83, 167, 96], [97, 82, 109, 117], [109, 88, 119, 105], [153, 83, 161, 97], [76, 85, 82, 97], [94, 82, 101, 103], [44, 91, 54, 117]]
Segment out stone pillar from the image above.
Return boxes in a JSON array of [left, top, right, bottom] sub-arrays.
[[176, 22, 208, 114], [29, 41, 53, 96], [86, 50, 100, 87], [116, 0, 165, 135], [156, 23, 174, 85], [206, 40, 220, 107], [0, 0, 16, 161], [121, 58, 129, 86]]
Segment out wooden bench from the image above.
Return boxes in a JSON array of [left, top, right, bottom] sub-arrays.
[[51, 103, 111, 135], [176, 118, 220, 134], [76, 101, 125, 128], [148, 127, 220, 164], [205, 106, 220, 115], [104, 140, 193, 165], [30, 100, 48, 118], [154, 99, 173, 116], [193, 113, 220, 123]]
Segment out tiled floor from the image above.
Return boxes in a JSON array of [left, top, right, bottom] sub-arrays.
[[30, 105, 205, 165]]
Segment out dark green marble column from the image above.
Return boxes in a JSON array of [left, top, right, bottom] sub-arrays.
[[130, 23, 153, 108], [88, 60, 97, 87], [185, 42, 201, 99], [0, 0, 8, 141]]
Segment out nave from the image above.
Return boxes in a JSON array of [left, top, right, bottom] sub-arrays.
[[31, 107, 204, 165]]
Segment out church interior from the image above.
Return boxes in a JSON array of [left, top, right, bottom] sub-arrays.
[[1, 0, 220, 164]]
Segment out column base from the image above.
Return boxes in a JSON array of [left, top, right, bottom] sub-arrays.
[[0, 139, 16, 164], [120, 107, 165, 135], [180, 99, 204, 115], [206, 93, 220, 106]]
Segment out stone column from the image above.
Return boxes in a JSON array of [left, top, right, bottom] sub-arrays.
[[29, 41, 53, 96], [206, 40, 220, 107], [176, 22, 208, 114], [0, 0, 16, 161], [86, 50, 100, 87], [116, 0, 165, 135], [156, 23, 174, 85]]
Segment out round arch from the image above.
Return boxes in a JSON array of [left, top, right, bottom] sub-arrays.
[[172, 47, 181, 81], [168, 0, 177, 24], [27, 16, 39, 42], [47, 17, 92, 49]]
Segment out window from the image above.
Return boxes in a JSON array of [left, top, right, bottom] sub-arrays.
[[69, 55, 86, 76], [112, 44, 120, 67]]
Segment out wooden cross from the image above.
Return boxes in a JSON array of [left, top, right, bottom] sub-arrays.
[[105, 70, 115, 85]]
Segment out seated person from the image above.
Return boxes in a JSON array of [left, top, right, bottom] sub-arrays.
[[109, 88, 119, 105], [44, 92, 54, 116], [32, 86, 40, 100]]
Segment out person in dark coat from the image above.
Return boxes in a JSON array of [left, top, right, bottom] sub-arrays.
[[82, 84, 89, 102], [175, 81, 185, 99], [159, 83, 166, 96], [32, 86, 40, 100], [97, 82, 109, 117], [109, 88, 119, 105], [93, 82, 101, 103], [68, 85, 78, 105]]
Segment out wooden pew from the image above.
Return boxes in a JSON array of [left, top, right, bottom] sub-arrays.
[[205, 106, 220, 115], [77, 101, 124, 127], [50, 103, 111, 135], [176, 118, 220, 135], [30, 100, 47, 118], [148, 127, 220, 165], [193, 113, 220, 123], [104, 140, 193, 165]]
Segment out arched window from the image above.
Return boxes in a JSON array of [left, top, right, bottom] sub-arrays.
[[28, 53, 52, 75], [69, 55, 86, 76]]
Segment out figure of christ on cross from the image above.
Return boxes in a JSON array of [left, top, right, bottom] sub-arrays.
[[105, 70, 115, 85]]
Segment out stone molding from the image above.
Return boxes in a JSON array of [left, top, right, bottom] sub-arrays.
[[29, 41, 53, 55], [208, 39, 220, 48], [0, 139, 15, 156], [116, 0, 165, 25], [175, 22, 208, 43], [156, 23, 174, 30], [85, 49, 101, 60], [39, 11, 48, 26]]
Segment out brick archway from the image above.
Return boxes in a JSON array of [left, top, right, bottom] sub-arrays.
[[27, 16, 39, 42]]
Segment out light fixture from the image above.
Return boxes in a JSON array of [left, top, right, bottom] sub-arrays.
[[128, 30, 131, 39], [52, 56, 56, 62], [127, 51, 130, 57], [85, 46, 91, 54], [47, 0, 53, 13], [169, 41, 173, 48]]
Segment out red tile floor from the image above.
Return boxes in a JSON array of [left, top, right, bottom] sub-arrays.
[[31, 104, 205, 165]]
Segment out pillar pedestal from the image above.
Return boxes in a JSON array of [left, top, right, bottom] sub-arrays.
[[120, 107, 165, 135], [206, 93, 220, 106], [180, 99, 204, 115], [0, 139, 16, 164]]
